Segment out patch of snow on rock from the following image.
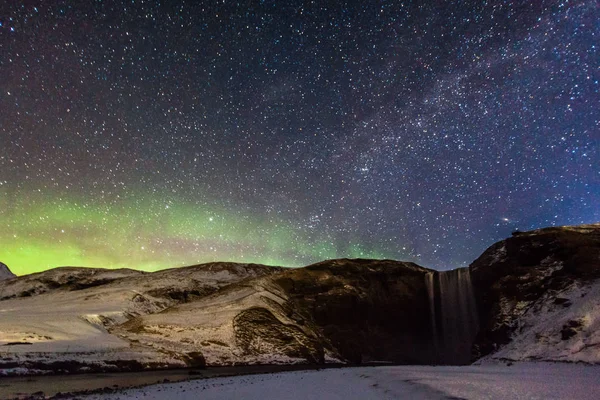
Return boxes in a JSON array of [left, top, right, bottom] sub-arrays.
[[491, 245, 507, 263]]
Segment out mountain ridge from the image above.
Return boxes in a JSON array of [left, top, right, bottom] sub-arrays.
[[1, 223, 599, 375]]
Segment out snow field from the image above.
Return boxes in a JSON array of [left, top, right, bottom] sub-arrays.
[[81, 363, 600, 400]]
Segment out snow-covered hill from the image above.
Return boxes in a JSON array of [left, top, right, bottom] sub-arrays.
[[480, 279, 600, 363], [0, 262, 282, 374], [114, 277, 336, 366], [0, 267, 143, 299], [1, 223, 599, 376], [0, 259, 438, 374], [110, 259, 442, 367]]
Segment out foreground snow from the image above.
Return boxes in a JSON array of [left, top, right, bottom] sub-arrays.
[[81, 363, 600, 400]]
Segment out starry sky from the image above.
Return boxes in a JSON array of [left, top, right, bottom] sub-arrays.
[[1, 0, 598, 275]]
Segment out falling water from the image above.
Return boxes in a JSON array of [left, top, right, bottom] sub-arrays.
[[425, 272, 438, 357], [425, 267, 479, 365]]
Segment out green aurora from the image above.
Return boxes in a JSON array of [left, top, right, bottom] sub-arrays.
[[0, 189, 393, 276]]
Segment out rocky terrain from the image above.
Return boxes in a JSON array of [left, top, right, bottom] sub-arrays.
[[0, 262, 15, 281], [470, 224, 600, 363], [0, 223, 599, 375], [113, 259, 436, 366]]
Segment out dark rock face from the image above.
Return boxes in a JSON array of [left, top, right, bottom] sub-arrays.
[[182, 351, 206, 368], [0, 262, 16, 281], [470, 224, 600, 359], [233, 307, 324, 363], [272, 259, 438, 364], [560, 319, 584, 341]]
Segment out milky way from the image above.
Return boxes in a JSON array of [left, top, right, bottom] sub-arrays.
[[1, 1, 598, 274]]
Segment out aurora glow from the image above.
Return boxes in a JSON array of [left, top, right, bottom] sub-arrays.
[[0, 188, 392, 275], [1, 1, 598, 275]]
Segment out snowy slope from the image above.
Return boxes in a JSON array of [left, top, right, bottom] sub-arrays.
[[0, 262, 282, 374], [0, 267, 143, 299], [480, 279, 600, 363], [113, 277, 339, 366], [0, 277, 187, 374], [471, 223, 600, 363]]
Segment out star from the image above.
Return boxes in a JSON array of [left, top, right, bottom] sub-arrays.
[[0, 0, 597, 274]]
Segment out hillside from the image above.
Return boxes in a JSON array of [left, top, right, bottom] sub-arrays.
[[113, 259, 435, 366], [1, 223, 599, 375], [470, 223, 600, 363], [0, 262, 282, 374]]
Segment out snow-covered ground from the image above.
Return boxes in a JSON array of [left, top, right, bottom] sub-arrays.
[[79, 363, 600, 400]]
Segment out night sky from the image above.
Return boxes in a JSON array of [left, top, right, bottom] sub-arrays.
[[1, 1, 598, 275]]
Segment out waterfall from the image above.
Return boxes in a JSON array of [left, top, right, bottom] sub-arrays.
[[425, 267, 478, 365], [425, 272, 438, 358]]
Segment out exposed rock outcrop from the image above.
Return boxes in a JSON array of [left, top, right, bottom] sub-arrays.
[[470, 224, 600, 362], [0, 262, 16, 281], [273, 259, 436, 364]]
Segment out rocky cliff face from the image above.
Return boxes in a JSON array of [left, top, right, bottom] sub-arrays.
[[272, 259, 436, 364], [123, 225, 598, 366], [470, 224, 600, 363], [0, 262, 16, 281]]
